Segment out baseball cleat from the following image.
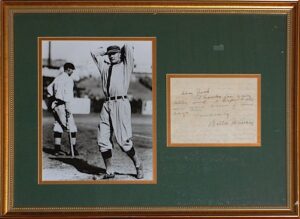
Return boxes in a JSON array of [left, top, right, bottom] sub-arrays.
[[54, 150, 66, 156], [136, 164, 144, 179], [103, 173, 115, 179]]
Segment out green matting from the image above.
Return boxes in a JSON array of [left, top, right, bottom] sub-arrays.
[[14, 13, 287, 207]]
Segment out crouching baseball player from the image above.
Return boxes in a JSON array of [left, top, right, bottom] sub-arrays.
[[91, 44, 144, 179], [46, 62, 79, 156]]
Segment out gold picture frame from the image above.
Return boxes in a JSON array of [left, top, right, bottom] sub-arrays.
[[1, 0, 299, 218]]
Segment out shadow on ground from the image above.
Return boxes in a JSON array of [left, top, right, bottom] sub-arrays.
[[44, 147, 105, 175]]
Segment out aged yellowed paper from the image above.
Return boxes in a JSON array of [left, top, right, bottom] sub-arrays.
[[167, 74, 261, 146]]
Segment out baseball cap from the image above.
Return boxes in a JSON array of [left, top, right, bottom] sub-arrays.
[[105, 45, 121, 55], [63, 62, 75, 71]]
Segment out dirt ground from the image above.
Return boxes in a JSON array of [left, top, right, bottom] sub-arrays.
[[42, 112, 153, 182]]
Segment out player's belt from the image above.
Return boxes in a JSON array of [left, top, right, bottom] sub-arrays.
[[106, 95, 128, 101]]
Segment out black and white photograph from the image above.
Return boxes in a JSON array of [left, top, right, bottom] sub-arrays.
[[39, 38, 156, 183]]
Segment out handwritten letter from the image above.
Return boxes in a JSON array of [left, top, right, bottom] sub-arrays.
[[169, 75, 260, 146]]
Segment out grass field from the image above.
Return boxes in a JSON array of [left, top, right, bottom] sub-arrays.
[[42, 112, 154, 182]]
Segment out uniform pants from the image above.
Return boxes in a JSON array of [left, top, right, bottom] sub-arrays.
[[53, 104, 77, 133], [97, 99, 133, 152]]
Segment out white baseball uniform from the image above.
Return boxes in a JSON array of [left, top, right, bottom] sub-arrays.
[[93, 44, 134, 152], [47, 72, 77, 133]]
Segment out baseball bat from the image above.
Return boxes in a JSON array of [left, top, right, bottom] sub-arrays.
[[69, 130, 75, 158], [66, 115, 75, 157]]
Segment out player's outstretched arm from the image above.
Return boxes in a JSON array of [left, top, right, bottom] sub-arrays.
[[90, 51, 98, 65], [90, 47, 106, 73], [122, 44, 134, 72]]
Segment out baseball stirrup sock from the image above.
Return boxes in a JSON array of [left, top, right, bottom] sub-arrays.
[[71, 132, 76, 138], [101, 150, 112, 159], [126, 147, 135, 157], [54, 132, 62, 138]]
